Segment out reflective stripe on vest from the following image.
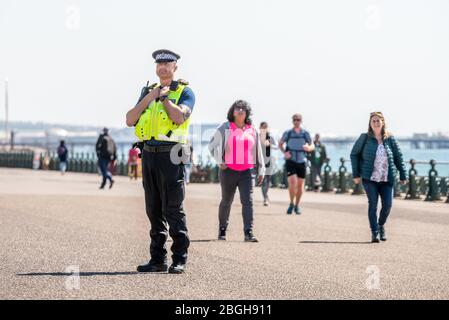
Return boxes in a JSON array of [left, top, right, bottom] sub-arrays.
[[134, 84, 190, 144]]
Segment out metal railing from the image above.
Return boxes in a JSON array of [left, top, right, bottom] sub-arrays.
[[1, 150, 448, 203], [314, 158, 449, 203]]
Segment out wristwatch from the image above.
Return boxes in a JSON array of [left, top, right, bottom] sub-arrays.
[[160, 95, 168, 102]]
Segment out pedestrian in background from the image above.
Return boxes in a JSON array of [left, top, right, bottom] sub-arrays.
[[128, 144, 140, 180], [310, 133, 327, 192], [350, 112, 407, 243], [184, 144, 193, 184], [259, 121, 277, 206], [57, 140, 68, 175], [95, 127, 117, 189], [278, 113, 314, 215]]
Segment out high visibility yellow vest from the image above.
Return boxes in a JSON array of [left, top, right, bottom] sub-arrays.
[[135, 81, 191, 144]]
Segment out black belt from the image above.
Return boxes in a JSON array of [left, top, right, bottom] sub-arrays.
[[143, 144, 175, 153]]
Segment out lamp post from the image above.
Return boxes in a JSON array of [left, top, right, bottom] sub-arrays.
[[4, 78, 9, 146]]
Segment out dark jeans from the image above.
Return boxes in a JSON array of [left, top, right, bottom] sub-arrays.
[[261, 175, 271, 201], [129, 164, 138, 179], [142, 150, 189, 264], [362, 179, 393, 232], [219, 168, 254, 232], [98, 158, 113, 187], [311, 164, 323, 190]]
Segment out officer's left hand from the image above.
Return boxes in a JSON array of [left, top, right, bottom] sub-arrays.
[[159, 86, 170, 98], [257, 175, 264, 185]]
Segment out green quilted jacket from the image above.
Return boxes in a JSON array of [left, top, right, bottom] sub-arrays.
[[350, 133, 408, 185]]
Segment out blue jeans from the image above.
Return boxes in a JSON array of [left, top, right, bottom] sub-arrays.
[[98, 158, 113, 187], [362, 179, 393, 232], [59, 161, 67, 173]]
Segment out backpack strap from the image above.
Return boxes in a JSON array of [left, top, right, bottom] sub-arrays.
[[285, 129, 307, 152], [285, 130, 292, 151], [286, 130, 292, 143]]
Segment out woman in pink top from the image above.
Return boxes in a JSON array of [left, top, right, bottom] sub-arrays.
[[208, 100, 265, 242]]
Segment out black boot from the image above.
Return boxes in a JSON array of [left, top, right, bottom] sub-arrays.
[[218, 227, 226, 241], [371, 231, 380, 243], [137, 260, 168, 273], [244, 230, 258, 242], [379, 225, 387, 241], [169, 262, 186, 274]]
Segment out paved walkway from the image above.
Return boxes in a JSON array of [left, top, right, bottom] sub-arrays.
[[1, 168, 448, 299]]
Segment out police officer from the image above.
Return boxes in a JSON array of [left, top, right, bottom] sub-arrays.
[[126, 49, 195, 274]]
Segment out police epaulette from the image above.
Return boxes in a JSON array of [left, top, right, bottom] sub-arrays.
[[177, 79, 189, 86], [148, 82, 158, 90]]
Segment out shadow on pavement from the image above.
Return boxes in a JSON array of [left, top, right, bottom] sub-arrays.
[[16, 271, 140, 277], [299, 240, 372, 244]]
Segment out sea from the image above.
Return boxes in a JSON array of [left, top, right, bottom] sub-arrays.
[[71, 143, 449, 177]]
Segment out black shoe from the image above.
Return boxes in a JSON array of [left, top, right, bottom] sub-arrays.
[[137, 261, 168, 273], [99, 184, 105, 190], [109, 180, 115, 189], [218, 227, 226, 241], [168, 262, 186, 274], [371, 231, 380, 243], [244, 230, 258, 242], [379, 225, 387, 241], [286, 203, 294, 215], [294, 206, 302, 215]]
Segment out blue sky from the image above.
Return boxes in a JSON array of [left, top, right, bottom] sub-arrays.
[[0, 0, 448, 136]]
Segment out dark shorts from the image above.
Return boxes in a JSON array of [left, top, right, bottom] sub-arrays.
[[285, 160, 306, 179]]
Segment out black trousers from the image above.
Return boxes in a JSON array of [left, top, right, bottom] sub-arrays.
[[141, 149, 190, 264]]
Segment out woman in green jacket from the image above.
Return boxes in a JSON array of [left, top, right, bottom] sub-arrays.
[[350, 112, 408, 243]]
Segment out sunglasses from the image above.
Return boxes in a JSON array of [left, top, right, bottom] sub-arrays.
[[234, 107, 246, 113], [293, 118, 302, 122]]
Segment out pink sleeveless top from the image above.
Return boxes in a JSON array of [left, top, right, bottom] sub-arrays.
[[224, 122, 256, 171]]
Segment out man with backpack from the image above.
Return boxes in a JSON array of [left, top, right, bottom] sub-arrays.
[[95, 127, 117, 189], [278, 113, 314, 215], [57, 140, 68, 175]]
